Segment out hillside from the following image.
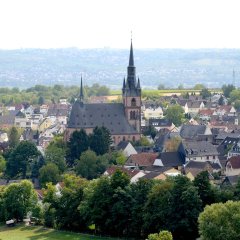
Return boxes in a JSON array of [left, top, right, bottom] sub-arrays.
[[0, 48, 239, 89]]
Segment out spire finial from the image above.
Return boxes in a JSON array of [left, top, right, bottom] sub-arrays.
[[129, 34, 134, 66], [80, 74, 84, 102]]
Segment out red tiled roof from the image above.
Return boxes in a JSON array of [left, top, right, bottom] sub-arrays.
[[199, 109, 214, 116], [128, 153, 159, 166], [228, 156, 240, 169]]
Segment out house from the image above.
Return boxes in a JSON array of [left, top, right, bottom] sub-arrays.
[[143, 106, 163, 120], [14, 111, 32, 129], [179, 124, 212, 141], [116, 141, 137, 157], [184, 161, 221, 180], [125, 152, 159, 170], [225, 156, 240, 176], [198, 109, 214, 121], [213, 105, 236, 117], [142, 168, 181, 180], [183, 140, 219, 163], [38, 118, 54, 133], [221, 175, 239, 186]]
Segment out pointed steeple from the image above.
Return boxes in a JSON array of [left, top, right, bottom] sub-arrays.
[[123, 77, 126, 89], [79, 75, 84, 102], [129, 38, 134, 66], [137, 77, 141, 89]]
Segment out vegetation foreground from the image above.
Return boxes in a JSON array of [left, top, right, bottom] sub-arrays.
[[0, 224, 118, 240]]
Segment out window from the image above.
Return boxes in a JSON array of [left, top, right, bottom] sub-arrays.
[[131, 98, 136, 107]]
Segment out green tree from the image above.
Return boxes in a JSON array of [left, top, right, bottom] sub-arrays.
[[198, 201, 240, 240], [89, 126, 112, 155], [8, 126, 20, 149], [38, 96, 45, 105], [116, 151, 127, 166], [129, 178, 154, 238], [45, 145, 66, 173], [164, 136, 182, 152], [230, 89, 240, 103], [75, 150, 108, 180], [6, 141, 40, 178], [3, 180, 38, 221], [222, 84, 235, 98], [218, 95, 224, 105], [158, 84, 165, 90], [39, 163, 60, 187], [165, 105, 184, 127], [143, 125, 157, 139], [67, 129, 89, 166], [148, 230, 173, 240], [200, 88, 211, 99], [193, 171, 216, 207], [193, 83, 205, 90], [55, 174, 88, 231], [0, 155, 6, 174]]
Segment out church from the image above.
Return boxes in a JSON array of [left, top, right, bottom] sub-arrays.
[[65, 40, 141, 145]]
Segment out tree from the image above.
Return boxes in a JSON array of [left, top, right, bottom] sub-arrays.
[[0, 155, 6, 174], [38, 96, 45, 105], [218, 95, 224, 105], [75, 150, 108, 180], [3, 180, 38, 221], [158, 84, 165, 90], [116, 151, 127, 166], [193, 84, 205, 90], [54, 174, 88, 231], [148, 230, 173, 240], [129, 178, 154, 238], [89, 126, 112, 155], [230, 89, 240, 103], [6, 141, 40, 178], [222, 84, 235, 98], [193, 171, 216, 207], [39, 163, 60, 187], [200, 88, 211, 99], [198, 201, 240, 240], [164, 136, 182, 152], [143, 125, 157, 139], [165, 105, 184, 127], [8, 126, 20, 149], [169, 176, 202, 240], [67, 129, 89, 166], [45, 145, 66, 173]]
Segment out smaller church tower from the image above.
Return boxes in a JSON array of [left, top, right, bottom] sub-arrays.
[[122, 39, 141, 132]]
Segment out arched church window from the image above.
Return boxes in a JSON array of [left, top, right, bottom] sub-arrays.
[[131, 98, 136, 107], [132, 136, 136, 142]]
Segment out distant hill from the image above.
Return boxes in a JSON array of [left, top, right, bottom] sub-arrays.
[[0, 48, 240, 89]]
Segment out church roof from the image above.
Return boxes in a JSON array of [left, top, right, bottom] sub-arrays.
[[68, 102, 138, 135]]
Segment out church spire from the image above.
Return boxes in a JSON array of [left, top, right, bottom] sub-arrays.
[[129, 38, 134, 66], [137, 77, 141, 89], [80, 75, 84, 102]]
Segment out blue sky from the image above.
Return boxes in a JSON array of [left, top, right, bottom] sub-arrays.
[[0, 0, 240, 49]]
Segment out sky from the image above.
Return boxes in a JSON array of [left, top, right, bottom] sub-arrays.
[[0, 0, 240, 49]]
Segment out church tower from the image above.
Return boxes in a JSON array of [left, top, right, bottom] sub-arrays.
[[122, 39, 141, 132]]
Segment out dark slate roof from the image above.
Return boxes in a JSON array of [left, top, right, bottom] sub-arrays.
[[183, 140, 219, 157], [180, 125, 210, 140], [48, 108, 69, 117], [222, 175, 239, 186], [68, 102, 138, 134], [158, 151, 186, 167], [117, 141, 130, 150]]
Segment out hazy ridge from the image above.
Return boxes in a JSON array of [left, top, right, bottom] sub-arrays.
[[0, 48, 240, 89]]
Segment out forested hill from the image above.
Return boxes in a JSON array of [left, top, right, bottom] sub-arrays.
[[0, 48, 240, 89]]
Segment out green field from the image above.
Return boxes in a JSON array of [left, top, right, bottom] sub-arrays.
[[110, 89, 222, 96], [0, 224, 118, 240]]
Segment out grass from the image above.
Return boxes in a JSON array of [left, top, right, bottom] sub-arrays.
[[0, 224, 119, 240]]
